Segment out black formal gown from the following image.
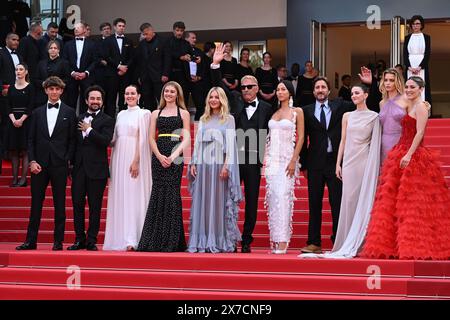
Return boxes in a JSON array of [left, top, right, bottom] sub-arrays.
[[5, 84, 34, 151], [255, 67, 278, 107], [220, 57, 238, 88], [236, 64, 254, 85], [138, 106, 186, 252]]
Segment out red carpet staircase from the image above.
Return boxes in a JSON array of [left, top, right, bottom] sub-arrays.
[[0, 119, 449, 299]]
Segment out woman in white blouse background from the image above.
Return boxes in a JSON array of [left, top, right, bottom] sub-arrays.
[[403, 15, 432, 105]]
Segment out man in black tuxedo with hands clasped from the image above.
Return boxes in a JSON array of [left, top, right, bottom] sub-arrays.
[[16, 76, 77, 251], [68, 85, 114, 251]]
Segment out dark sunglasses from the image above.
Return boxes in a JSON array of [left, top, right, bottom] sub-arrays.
[[240, 84, 257, 90]]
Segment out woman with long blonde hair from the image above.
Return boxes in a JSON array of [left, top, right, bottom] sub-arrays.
[[378, 68, 408, 162], [187, 87, 242, 253], [138, 81, 191, 252]]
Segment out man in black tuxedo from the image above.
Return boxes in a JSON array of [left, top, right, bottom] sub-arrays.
[[17, 22, 42, 77], [0, 32, 22, 174], [63, 22, 97, 113], [102, 18, 134, 117], [134, 22, 170, 111], [211, 44, 272, 253], [68, 85, 114, 251], [16, 76, 77, 251]]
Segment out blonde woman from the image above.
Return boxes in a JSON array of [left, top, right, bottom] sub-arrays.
[[186, 87, 242, 253], [138, 81, 191, 252], [378, 68, 408, 162]]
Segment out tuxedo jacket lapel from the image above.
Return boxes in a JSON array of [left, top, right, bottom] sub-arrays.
[[40, 107, 51, 139], [52, 106, 67, 137], [328, 101, 340, 130]]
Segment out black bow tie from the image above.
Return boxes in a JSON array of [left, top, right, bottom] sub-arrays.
[[10, 50, 17, 55], [86, 112, 97, 118], [48, 103, 59, 109], [75, 37, 84, 41], [245, 101, 257, 108], [116, 35, 125, 39]]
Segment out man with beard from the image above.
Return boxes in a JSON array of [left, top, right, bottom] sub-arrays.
[[68, 85, 114, 251]]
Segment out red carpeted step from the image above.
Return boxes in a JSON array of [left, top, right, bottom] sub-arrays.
[[0, 207, 335, 222], [0, 267, 412, 296], [0, 284, 407, 300], [0, 231, 335, 250], [0, 196, 327, 211], [1, 248, 421, 277], [0, 219, 333, 236]]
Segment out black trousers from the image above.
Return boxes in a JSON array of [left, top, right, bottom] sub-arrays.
[[65, 78, 93, 114], [26, 165, 68, 244], [141, 79, 163, 111], [306, 154, 342, 247], [104, 73, 131, 118], [183, 80, 205, 120], [239, 163, 261, 245], [71, 167, 107, 244]]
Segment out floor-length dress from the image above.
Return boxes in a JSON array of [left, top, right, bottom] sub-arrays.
[[265, 110, 300, 247], [138, 106, 186, 252], [187, 115, 242, 253], [299, 110, 381, 259], [360, 114, 450, 260], [380, 96, 406, 163], [103, 106, 152, 251]]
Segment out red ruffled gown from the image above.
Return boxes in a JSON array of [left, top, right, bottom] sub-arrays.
[[360, 114, 450, 260]]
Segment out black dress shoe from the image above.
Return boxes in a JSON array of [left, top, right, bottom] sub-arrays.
[[67, 242, 86, 251], [86, 243, 98, 251], [16, 242, 37, 250], [52, 242, 63, 251], [241, 244, 251, 253], [17, 179, 27, 187]]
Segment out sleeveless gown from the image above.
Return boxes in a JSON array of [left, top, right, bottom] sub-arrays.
[[379, 96, 406, 163], [264, 110, 300, 247], [360, 114, 450, 260], [138, 107, 187, 252]]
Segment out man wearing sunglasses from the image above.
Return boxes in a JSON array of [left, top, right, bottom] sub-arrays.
[[210, 43, 272, 253]]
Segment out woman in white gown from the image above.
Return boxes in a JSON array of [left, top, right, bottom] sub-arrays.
[[103, 85, 152, 251], [299, 84, 381, 259], [264, 80, 304, 254]]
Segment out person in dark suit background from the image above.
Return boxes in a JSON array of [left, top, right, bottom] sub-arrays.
[[0, 32, 23, 174], [166, 21, 191, 101], [211, 43, 273, 253], [0, 0, 13, 48], [134, 22, 170, 111], [9, 0, 31, 39], [34, 40, 71, 107], [17, 22, 43, 78], [300, 69, 373, 254], [338, 74, 352, 102], [287, 62, 301, 106], [38, 22, 64, 59], [63, 21, 97, 112], [102, 18, 134, 117], [68, 85, 114, 251], [183, 31, 206, 118], [93, 22, 112, 104], [16, 76, 77, 251]]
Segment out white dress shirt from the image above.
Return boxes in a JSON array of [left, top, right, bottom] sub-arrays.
[[6, 47, 20, 68], [75, 37, 85, 69], [83, 110, 100, 138], [246, 99, 259, 120], [47, 100, 62, 137], [115, 34, 124, 54]]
